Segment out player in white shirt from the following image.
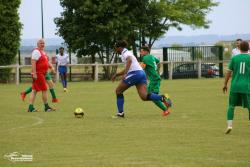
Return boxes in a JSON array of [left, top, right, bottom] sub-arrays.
[[111, 40, 171, 118], [232, 39, 242, 57], [56, 47, 69, 92]]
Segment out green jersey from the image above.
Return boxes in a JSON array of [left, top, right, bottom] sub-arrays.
[[228, 53, 250, 94], [142, 54, 161, 81]]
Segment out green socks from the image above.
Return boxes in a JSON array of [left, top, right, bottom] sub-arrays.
[[28, 104, 34, 112], [24, 87, 32, 94], [44, 103, 49, 110], [49, 88, 57, 99], [153, 100, 167, 111], [227, 106, 235, 120]]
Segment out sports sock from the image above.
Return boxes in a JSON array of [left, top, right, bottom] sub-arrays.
[[147, 93, 162, 101], [62, 80, 66, 88], [227, 105, 235, 120], [117, 94, 124, 113], [24, 87, 32, 95], [49, 88, 57, 99], [64, 74, 67, 87], [227, 120, 233, 128], [28, 104, 34, 111], [44, 103, 49, 110], [153, 100, 167, 111]]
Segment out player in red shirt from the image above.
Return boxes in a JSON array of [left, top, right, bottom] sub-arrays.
[[28, 39, 55, 112]]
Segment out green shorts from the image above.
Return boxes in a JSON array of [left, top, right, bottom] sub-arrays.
[[229, 92, 250, 108], [147, 79, 161, 94], [45, 72, 52, 81]]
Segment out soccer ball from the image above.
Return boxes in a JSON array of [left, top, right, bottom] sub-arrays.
[[74, 107, 84, 118]]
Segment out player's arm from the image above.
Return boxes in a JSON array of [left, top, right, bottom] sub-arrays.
[[31, 59, 37, 80], [112, 56, 132, 81], [223, 70, 232, 93]]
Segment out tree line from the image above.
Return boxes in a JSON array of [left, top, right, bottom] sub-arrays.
[[0, 0, 217, 82]]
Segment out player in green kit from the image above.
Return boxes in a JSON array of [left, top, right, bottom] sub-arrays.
[[140, 46, 172, 116], [21, 71, 59, 103], [223, 41, 250, 134]]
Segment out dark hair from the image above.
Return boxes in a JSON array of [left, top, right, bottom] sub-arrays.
[[240, 41, 249, 52], [141, 46, 150, 53], [115, 40, 128, 48], [59, 47, 64, 50], [236, 39, 242, 42]]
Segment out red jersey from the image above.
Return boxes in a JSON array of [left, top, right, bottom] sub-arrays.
[[34, 48, 49, 74]]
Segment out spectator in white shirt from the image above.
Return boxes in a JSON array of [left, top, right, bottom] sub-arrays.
[[232, 39, 242, 57]]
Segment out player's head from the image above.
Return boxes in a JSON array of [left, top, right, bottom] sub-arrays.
[[239, 41, 249, 52], [37, 38, 45, 49], [140, 46, 151, 56], [59, 47, 64, 55], [236, 38, 242, 48], [115, 40, 128, 54]]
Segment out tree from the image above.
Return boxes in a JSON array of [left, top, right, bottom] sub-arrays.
[[55, 0, 131, 78], [0, 0, 22, 82], [55, 0, 218, 78], [133, 0, 218, 48]]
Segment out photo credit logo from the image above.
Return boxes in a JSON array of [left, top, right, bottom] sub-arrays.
[[4, 152, 33, 162]]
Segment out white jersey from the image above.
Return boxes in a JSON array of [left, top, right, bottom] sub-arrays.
[[121, 49, 142, 73], [232, 48, 241, 57], [56, 53, 69, 66]]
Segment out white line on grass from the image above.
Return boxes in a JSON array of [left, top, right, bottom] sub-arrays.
[[7, 115, 44, 131]]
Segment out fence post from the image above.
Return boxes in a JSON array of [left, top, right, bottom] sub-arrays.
[[169, 61, 173, 80], [198, 60, 201, 78], [218, 46, 224, 77], [56, 64, 59, 82], [94, 62, 99, 82], [16, 64, 20, 85], [162, 47, 168, 79]]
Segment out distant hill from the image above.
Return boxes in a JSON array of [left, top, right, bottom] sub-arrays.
[[21, 38, 64, 46], [20, 38, 65, 52], [21, 34, 250, 50], [154, 34, 250, 48]]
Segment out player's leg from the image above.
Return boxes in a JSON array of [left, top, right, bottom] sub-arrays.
[[226, 105, 234, 134], [225, 92, 237, 134], [20, 87, 32, 101], [148, 81, 171, 116], [114, 81, 130, 117], [46, 73, 59, 103], [130, 71, 164, 102], [63, 72, 67, 88], [246, 94, 250, 120], [28, 90, 38, 112], [136, 84, 164, 101], [42, 90, 55, 112], [58, 66, 66, 90], [248, 108, 250, 120]]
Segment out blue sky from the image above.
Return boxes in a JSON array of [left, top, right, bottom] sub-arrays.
[[19, 0, 250, 39]]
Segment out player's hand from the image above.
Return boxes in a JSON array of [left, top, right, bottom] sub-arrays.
[[32, 73, 37, 80], [223, 85, 227, 93], [121, 75, 126, 80], [140, 62, 146, 69], [111, 74, 117, 82]]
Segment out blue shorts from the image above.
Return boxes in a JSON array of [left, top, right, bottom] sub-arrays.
[[123, 70, 147, 86], [58, 66, 67, 74]]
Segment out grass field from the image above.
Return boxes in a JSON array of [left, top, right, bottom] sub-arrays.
[[0, 78, 249, 167]]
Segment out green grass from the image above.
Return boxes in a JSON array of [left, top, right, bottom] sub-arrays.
[[0, 79, 249, 167]]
